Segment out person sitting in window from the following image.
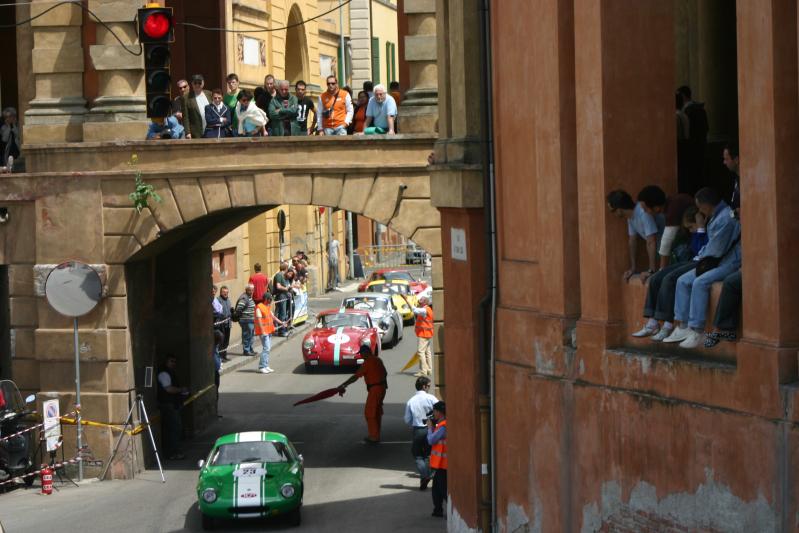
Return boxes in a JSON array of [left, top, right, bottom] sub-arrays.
[[631, 206, 708, 341], [663, 187, 741, 349], [606, 189, 664, 283]]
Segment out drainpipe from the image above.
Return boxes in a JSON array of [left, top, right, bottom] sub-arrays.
[[476, 0, 498, 530], [347, 211, 355, 278]]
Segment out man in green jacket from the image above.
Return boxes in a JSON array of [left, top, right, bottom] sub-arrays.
[[268, 80, 299, 136]]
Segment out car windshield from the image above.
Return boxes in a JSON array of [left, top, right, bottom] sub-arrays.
[[343, 298, 389, 312], [374, 282, 410, 295], [385, 271, 414, 283], [210, 441, 292, 465], [318, 313, 371, 329]]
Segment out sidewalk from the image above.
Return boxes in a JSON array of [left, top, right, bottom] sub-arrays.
[[219, 320, 313, 376]]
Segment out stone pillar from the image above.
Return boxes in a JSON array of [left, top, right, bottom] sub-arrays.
[[399, 0, 438, 133], [23, 1, 86, 144], [573, 1, 675, 350], [83, 0, 148, 142], [350, 0, 372, 89], [736, 0, 799, 384]]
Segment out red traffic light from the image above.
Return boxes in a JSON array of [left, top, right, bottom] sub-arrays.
[[143, 13, 170, 40], [138, 7, 173, 44]]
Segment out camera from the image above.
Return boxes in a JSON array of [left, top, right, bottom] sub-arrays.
[[159, 128, 174, 139], [321, 108, 332, 118], [426, 410, 435, 421]]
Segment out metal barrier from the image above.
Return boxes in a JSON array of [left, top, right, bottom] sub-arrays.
[[356, 244, 430, 270]]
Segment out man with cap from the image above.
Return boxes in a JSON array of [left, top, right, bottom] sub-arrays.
[[404, 376, 439, 490], [183, 74, 212, 139], [427, 400, 447, 517], [338, 346, 388, 443]]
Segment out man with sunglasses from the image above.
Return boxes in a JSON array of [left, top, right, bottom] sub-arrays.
[[171, 79, 189, 124], [317, 75, 353, 136], [183, 74, 212, 140]]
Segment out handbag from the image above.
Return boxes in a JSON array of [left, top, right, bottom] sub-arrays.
[[695, 235, 740, 276]]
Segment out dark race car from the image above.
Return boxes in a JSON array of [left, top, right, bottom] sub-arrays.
[[301, 309, 380, 372]]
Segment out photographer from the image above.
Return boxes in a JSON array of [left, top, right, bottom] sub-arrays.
[[404, 376, 438, 490], [427, 401, 447, 517], [146, 114, 184, 140], [157, 355, 189, 460]]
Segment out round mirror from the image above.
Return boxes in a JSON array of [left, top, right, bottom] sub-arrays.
[[24, 394, 35, 404], [44, 261, 102, 318]]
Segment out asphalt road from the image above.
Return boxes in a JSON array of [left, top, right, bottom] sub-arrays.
[[0, 276, 444, 533]]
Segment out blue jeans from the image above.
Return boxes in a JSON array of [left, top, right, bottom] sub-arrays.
[[324, 126, 347, 136], [674, 262, 740, 330], [240, 319, 254, 352], [259, 334, 272, 369]]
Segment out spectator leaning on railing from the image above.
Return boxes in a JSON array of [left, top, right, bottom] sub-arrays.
[[268, 80, 299, 136], [362, 84, 397, 135], [663, 187, 741, 349], [183, 74, 212, 140], [317, 75, 353, 136], [235, 90, 268, 137]]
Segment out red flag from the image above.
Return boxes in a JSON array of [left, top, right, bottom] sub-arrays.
[[293, 387, 345, 406], [319, 207, 326, 214]]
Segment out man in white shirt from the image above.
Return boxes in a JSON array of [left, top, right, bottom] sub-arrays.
[[404, 376, 439, 490]]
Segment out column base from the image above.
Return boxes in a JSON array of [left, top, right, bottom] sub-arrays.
[[24, 97, 87, 143], [83, 96, 148, 142]]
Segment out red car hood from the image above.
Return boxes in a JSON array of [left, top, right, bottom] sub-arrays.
[[307, 327, 368, 351]]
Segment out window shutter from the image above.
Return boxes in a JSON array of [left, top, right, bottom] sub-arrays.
[[390, 42, 396, 83], [371, 37, 380, 84]]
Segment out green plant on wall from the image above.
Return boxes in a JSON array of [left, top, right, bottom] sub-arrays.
[[127, 154, 162, 213]]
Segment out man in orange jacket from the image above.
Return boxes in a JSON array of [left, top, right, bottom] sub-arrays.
[[427, 401, 447, 517], [339, 346, 388, 443], [411, 296, 434, 377]]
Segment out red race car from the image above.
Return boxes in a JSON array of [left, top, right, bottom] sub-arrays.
[[357, 268, 429, 296], [301, 309, 381, 372]]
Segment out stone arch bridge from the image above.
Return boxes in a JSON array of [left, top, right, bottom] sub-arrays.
[[0, 135, 441, 478]]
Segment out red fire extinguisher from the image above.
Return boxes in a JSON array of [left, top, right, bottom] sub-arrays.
[[40, 465, 53, 495]]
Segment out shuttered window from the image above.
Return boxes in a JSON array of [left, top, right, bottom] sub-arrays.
[[371, 37, 380, 84], [385, 41, 396, 84]]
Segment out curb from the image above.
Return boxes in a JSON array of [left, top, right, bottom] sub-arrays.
[[219, 321, 313, 376]]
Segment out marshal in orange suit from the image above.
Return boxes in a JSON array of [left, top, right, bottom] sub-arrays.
[[339, 346, 388, 443]]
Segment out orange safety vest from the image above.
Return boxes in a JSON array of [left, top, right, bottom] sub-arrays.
[[429, 419, 447, 470], [415, 305, 434, 338], [320, 91, 348, 129], [254, 302, 275, 336]]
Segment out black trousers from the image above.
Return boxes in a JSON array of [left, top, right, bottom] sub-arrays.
[[159, 402, 182, 456], [713, 270, 742, 331], [644, 261, 697, 322], [220, 325, 230, 355], [432, 468, 447, 512]]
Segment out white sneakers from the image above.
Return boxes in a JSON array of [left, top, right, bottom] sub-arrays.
[[662, 326, 691, 344], [650, 328, 672, 342], [631, 325, 659, 338], [258, 367, 275, 374], [678, 330, 702, 349]]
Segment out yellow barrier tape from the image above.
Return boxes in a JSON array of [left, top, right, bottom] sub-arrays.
[[59, 384, 217, 436]]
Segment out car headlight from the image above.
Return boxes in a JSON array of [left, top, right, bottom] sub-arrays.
[[281, 484, 296, 498], [202, 488, 218, 503], [302, 339, 314, 350], [362, 337, 371, 347], [380, 318, 391, 328]]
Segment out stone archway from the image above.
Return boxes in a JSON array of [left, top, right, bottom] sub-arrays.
[[2, 135, 441, 478], [284, 4, 309, 85]]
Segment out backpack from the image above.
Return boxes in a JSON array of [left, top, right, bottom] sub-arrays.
[[231, 296, 247, 322]]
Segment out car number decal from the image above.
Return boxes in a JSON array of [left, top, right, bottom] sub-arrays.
[[330, 327, 348, 366], [235, 463, 264, 510]]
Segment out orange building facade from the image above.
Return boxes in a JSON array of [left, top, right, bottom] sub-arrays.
[[435, 0, 799, 531]]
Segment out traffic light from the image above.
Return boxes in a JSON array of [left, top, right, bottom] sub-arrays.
[[138, 7, 174, 118]]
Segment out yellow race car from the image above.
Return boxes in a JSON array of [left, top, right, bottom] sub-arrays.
[[366, 279, 418, 324]]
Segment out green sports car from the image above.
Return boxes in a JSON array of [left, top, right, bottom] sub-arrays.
[[196, 431, 304, 530]]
